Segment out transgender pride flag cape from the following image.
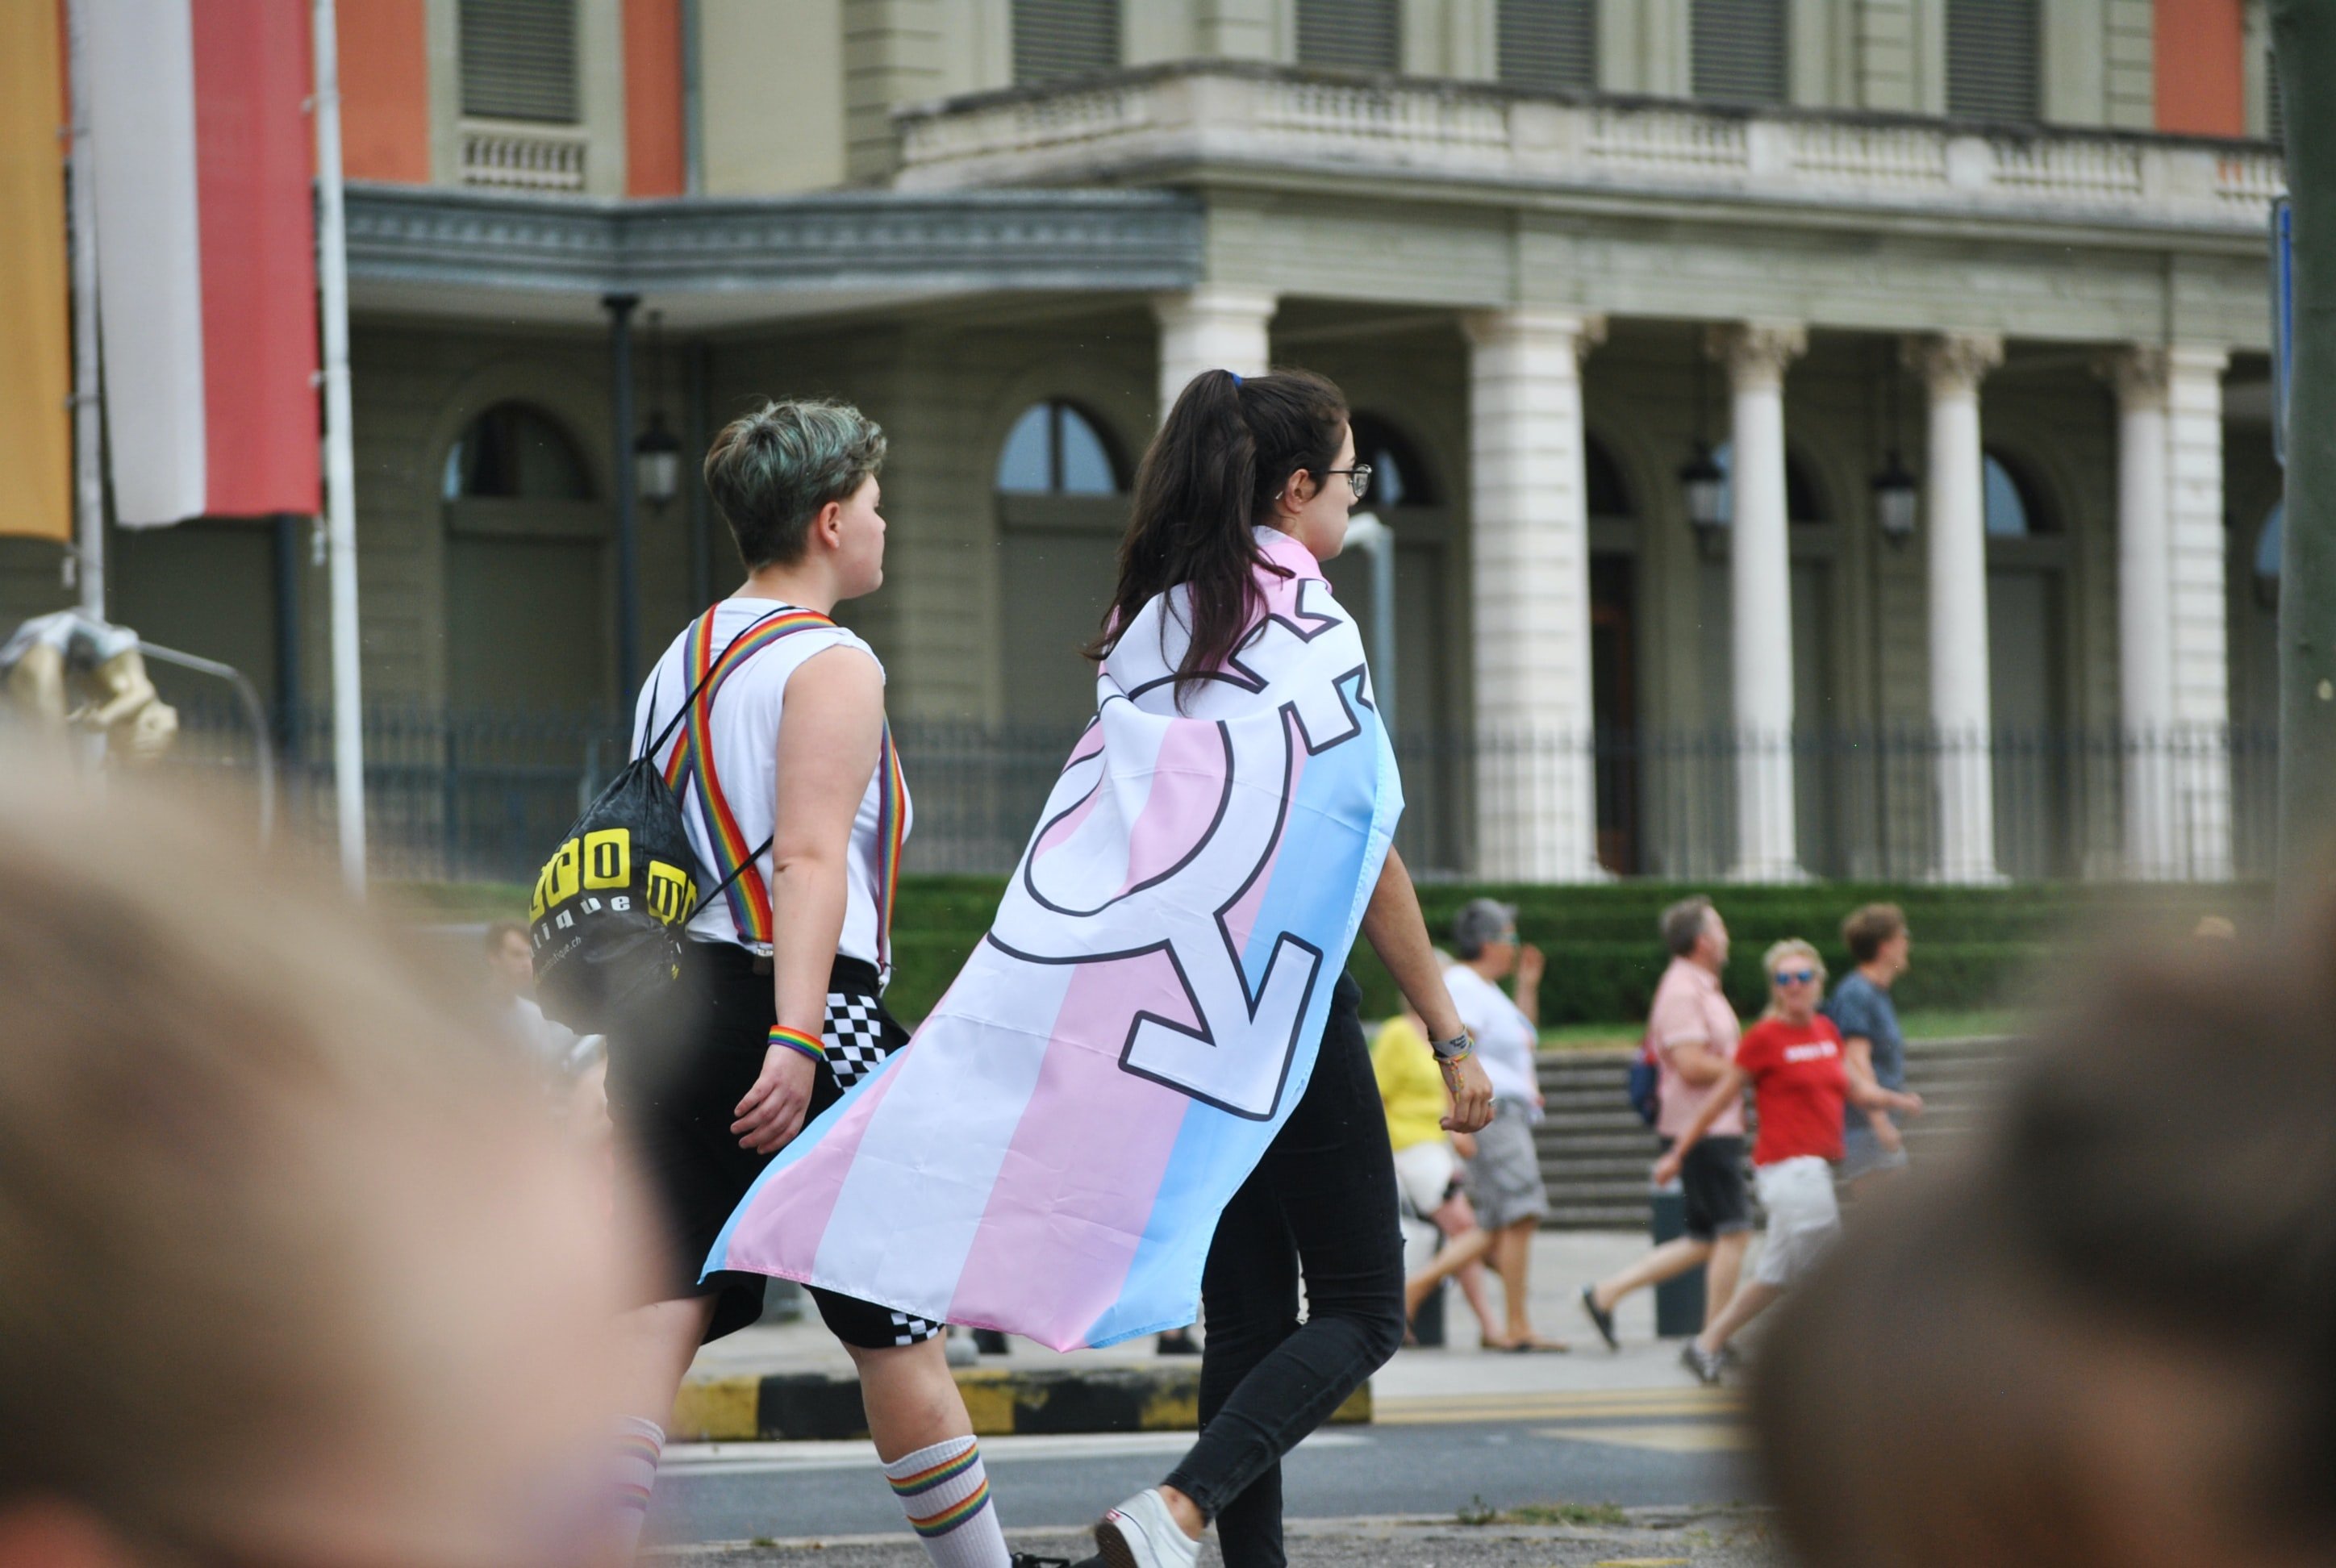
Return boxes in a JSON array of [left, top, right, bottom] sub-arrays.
[[706, 528, 1402, 1351]]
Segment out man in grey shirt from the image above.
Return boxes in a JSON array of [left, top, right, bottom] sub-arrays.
[[1821, 903, 1923, 1191]]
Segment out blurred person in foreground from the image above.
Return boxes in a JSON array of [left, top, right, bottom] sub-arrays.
[[485, 917, 608, 1128], [1580, 895, 1746, 1351], [1443, 899, 1565, 1352], [1754, 922, 2336, 1568], [1656, 940, 1921, 1383], [1820, 903, 1913, 1193], [0, 761, 636, 1568], [1372, 1002, 1504, 1344]]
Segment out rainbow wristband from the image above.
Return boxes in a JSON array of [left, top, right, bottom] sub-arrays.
[[767, 1024, 825, 1064]]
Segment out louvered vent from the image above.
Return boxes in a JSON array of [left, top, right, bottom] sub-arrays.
[[1499, 0, 1596, 91], [460, 0, 578, 123], [1945, 0, 2039, 123], [1012, 0, 1120, 85], [1296, 0, 1401, 73], [1690, 0, 1787, 106], [2268, 48, 2284, 144]]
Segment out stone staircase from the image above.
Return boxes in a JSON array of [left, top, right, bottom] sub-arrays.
[[1534, 1034, 2021, 1228]]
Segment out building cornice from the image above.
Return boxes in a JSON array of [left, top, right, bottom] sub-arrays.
[[344, 184, 1204, 323]]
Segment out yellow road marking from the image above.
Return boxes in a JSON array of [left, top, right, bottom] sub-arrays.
[[1375, 1388, 1740, 1425], [1593, 1558, 1693, 1566]]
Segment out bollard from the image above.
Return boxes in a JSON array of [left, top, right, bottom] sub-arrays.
[[1650, 1182, 1706, 1338]]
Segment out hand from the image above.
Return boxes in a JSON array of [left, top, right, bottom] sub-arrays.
[[1873, 1119, 1904, 1155], [1441, 1054, 1495, 1134], [1653, 1149, 1683, 1186], [1450, 1130, 1479, 1158], [1515, 944, 1545, 990], [1895, 1090, 1925, 1120], [732, 1045, 819, 1153]]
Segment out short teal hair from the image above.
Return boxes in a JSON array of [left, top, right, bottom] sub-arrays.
[[703, 399, 886, 569]]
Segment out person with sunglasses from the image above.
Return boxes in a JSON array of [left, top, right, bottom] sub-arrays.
[[1654, 940, 1923, 1385]]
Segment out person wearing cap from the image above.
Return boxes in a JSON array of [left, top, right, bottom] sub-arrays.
[[1443, 899, 1566, 1352]]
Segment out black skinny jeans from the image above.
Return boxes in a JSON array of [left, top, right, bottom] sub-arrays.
[[1161, 974, 1407, 1568]]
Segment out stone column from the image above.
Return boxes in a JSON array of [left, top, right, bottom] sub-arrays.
[[2167, 345, 2234, 878], [1463, 308, 1608, 882], [1152, 287, 1275, 423], [1710, 323, 1807, 882], [1906, 332, 2004, 884], [2104, 347, 2176, 878]]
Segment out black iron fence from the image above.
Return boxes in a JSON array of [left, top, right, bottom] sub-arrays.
[[165, 703, 2279, 886]]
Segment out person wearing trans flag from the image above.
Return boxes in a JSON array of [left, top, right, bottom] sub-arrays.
[[708, 368, 1495, 1568], [604, 402, 1053, 1568]]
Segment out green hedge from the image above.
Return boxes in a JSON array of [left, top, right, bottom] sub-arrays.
[[388, 874, 2269, 1028]]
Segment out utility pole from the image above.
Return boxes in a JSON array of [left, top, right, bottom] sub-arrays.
[[2273, 0, 2336, 907], [65, 0, 102, 615], [314, 0, 367, 891]]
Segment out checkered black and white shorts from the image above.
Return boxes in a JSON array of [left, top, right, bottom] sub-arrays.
[[822, 990, 899, 1091], [805, 982, 941, 1348]]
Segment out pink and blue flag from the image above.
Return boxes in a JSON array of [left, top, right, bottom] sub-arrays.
[[704, 529, 1402, 1351]]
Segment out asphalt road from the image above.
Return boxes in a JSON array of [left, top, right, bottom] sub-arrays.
[[652, 1391, 1761, 1549]]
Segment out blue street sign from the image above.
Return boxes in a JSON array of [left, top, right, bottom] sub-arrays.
[[2274, 197, 2292, 469]]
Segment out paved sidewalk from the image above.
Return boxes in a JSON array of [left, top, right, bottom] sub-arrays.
[[686, 1230, 1754, 1407]]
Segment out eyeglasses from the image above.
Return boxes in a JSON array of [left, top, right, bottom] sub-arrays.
[[1323, 465, 1372, 501], [1773, 968, 1818, 986]]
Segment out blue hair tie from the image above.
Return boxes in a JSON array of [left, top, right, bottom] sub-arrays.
[[1228, 371, 1244, 386]]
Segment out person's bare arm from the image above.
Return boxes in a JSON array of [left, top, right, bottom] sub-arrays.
[[1842, 1036, 1904, 1149], [732, 648, 885, 1155], [1361, 847, 1493, 1133], [1665, 1036, 1731, 1086], [1652, 1063, 1750, 1184]]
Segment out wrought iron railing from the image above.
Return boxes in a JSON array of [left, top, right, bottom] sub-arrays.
[[162, 703, 2279, 887]]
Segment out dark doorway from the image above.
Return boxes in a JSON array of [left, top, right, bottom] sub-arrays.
[[1591, 553, 1637, 874]]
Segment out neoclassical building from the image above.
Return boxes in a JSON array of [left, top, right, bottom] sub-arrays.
[[0, 0, 2290, 885]]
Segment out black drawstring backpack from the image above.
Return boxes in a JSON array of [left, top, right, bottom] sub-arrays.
[[528, 607, 790, 1030]]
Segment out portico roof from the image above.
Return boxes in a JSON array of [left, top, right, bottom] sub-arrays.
[[344, 184, 1203, 329]]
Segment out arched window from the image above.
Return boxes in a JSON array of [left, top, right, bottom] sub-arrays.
[[1707, 442, 1825, 525], [1983, 451, 2051, 537], [1586, 435, 1632, 518], [443, 402, 594, 501], [2255, 499, 2284, 607], [995, 401, 1124, 495], [1348, 413, 1436, 508]]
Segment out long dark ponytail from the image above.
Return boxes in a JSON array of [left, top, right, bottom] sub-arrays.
[[1089, 367, 1349, 703]]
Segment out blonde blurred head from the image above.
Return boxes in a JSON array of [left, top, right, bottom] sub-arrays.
[[0, 756, 637, 1568]]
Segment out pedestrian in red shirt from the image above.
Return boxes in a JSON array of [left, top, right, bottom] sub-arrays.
[[1655, 939, 1922, 1384]]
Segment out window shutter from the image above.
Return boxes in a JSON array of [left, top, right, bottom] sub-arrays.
[[1296, 0, 1401, 73], [459, 0, 578, 123], [1499, 0, 1596, 92], [1012, 0, 1120, 86], [2267, 48, 2284, 144], [1945, 0, 2038, 122], [1690, 0, 1787, 106]]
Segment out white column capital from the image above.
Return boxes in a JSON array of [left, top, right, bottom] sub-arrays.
[[1706, 322, 1806, 393], [2095, 345, 2172, 411], [1903, 332, 2004, 399], [1149, 286, 1279, 336], [1461, 307, 1608, 359]]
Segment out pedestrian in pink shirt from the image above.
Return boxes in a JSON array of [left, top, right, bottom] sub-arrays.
[[1579, 895, 1751, 1349]]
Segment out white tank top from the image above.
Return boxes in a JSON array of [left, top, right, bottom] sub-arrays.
[[630, 599, 911, 975]]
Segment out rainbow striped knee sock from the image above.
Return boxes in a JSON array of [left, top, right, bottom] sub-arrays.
[[602, 1415, 665, 1559], [883, 1435, 1009, 1568]]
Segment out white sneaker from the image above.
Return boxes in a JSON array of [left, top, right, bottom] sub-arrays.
[[1095, 1488, 1200, 1568]]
